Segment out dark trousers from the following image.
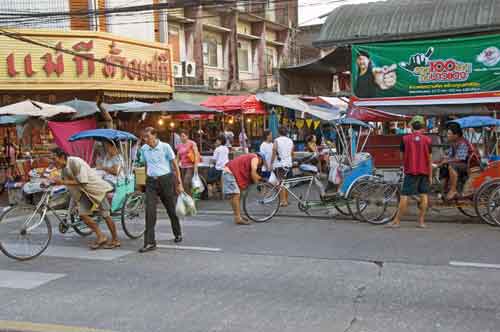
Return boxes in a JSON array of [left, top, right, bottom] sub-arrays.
[[145, 174, 181, 245]]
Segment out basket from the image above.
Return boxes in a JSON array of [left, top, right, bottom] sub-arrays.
[[134, 167, 146, 186]]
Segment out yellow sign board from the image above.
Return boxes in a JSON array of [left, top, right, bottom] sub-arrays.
[[0, 30, 173, 95]]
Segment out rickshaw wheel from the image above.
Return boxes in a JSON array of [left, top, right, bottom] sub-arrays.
[[473, 180, 500, 226], [346, 179, 372, 221], [121, 192, 146, 239], [486, 186, 500, 227], [456, 206, 477, 218], [69, 214, 93, 237], [356, 182, 400, 225], [243, 182, 281, 222]]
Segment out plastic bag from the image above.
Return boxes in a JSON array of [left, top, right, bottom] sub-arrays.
[[192, 170, 205, 193], [181, 192, 197, 216], [176, 195, 187, 217], [268, 171, 279, 185]]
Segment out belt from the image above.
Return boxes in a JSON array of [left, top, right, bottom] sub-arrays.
[[147, 173, 171, 180]]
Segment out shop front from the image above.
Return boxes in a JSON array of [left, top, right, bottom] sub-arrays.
[[349, 33, 500, 168]]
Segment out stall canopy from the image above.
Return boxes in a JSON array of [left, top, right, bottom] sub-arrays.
[[103, 100, 151, 112], [123, 99, 221, 114], [0, 115, 28, 125], [59, 99, 100, 120], [256, 91, 310, 113], [348, 106, 410, 122], [200, 95, 266, 114], [0, 100, 75, 117], [306, 105, 341, 121]]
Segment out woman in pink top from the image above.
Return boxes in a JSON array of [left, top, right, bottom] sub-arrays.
[[176, 130, 199, 194]]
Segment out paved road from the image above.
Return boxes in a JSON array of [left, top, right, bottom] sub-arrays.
[[0, 206, 500, 332]]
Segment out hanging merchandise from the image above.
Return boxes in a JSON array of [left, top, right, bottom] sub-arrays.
[[313, 120, 321, 129], [296, 119, 304, 129], [306, 119, 313, 128]]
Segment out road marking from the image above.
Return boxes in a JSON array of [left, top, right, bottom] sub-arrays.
[[0, 270, 65, 290], [43, 245, 133, 261], [156, 244, 222, 252], [450, 261, 500, 270], [0, 320, 114, 332]]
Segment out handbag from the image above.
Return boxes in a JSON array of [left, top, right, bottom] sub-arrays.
[[187, 141, 201, 164]]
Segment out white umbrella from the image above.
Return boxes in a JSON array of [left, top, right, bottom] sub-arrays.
[[0, 100, 76, 118]]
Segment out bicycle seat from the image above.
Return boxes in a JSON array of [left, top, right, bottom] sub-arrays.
[[299, 164, 318, 174]]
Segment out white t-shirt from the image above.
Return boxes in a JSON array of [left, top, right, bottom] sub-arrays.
[[260, 141, 274, 171], [273, 136, 294, 168], [212, 145, 229, 171]]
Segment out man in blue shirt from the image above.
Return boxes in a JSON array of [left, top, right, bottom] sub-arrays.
[[139, 127, 184, 253]]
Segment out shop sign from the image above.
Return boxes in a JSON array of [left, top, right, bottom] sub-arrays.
[[351, 34, 500, 99], [0, 30, 173, 94]]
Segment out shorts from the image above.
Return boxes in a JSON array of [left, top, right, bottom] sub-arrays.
[[222, 171, 240, 195], [207, 168, 223, 184], [79, 194, 111, 218], [274, 167, 291, 180], [401, 174, 430, 196]]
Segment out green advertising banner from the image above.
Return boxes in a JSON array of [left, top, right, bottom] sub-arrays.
[[351, 34, 500, 99]]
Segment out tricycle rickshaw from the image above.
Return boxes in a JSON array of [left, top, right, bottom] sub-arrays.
[[0, 129, 145, 261], [242, 117, 395, 222]]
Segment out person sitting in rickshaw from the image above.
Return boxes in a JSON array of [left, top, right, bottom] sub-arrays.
[[96, 141, 125, 189], [440, 124, 480, 200]]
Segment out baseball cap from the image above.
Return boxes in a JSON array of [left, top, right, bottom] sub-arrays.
[[409, 115, 425, 126]]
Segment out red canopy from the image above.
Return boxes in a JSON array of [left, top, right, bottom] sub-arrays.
[[173, 114, 214, 121], [201, 95, 266, 114], [348, 106, 410, 122]]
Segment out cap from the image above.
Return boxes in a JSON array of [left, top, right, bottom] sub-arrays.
[[409, 115, 425, 126], [356, 50, 370, 58]]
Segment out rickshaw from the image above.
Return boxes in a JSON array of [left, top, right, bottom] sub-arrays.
[[0, 129, 145, 261], [243, 117, 388, 222], [358, 115, 500, 225]]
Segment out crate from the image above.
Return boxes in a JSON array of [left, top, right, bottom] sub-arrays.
[[134, 167, 146, 186]]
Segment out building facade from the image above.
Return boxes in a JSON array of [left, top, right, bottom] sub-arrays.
[[1, 0, 298, 97]]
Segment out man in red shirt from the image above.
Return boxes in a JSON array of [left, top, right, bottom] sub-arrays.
[[388, 116, 433, 228], [223, 153, 264, 225]]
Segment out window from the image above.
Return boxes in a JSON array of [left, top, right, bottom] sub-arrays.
[[265, 47, 275, 74], [265, 0, 276, 22], [238, 43, 250, 72], [203, 38, 218, 67]]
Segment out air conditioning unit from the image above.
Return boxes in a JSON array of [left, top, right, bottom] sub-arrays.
[[173, 63, 183, 78], [183, 61, 196, 78], [208, 76, 220, 89]]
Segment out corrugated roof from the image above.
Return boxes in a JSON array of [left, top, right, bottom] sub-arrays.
[[314, 0, 500, 47]]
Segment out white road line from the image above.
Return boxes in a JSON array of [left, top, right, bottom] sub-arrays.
[[156, 244, 222, 252], [449, 261, 500, 270], [43, 245, 133, 260], [0, 320, 115, 332], [0, 270, 65, 290]]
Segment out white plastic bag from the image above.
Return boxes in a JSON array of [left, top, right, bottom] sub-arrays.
[[192, 170, 205, 193], [181, 192, 197, 216], [268, 171, 279, 185], [328, 158, 342, 184], [176, 195, 187, 217]]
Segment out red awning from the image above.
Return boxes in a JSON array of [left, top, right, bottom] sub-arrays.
[[348, 106, 410, 122], [201, 95, 266, 114], [200, 96, 230, 111], [173, 114, 214, 121]]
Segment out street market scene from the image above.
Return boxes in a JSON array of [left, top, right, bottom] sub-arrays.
[[1, 1, 500, 332]]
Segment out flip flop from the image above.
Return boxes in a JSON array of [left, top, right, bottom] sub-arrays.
[[416, 224, 428, 229], [89, 238, 108, 250], [103, 241, 121, 249], [385, 223, 401, 228]]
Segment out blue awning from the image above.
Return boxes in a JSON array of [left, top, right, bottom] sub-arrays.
[[69, 129, 137, 142]]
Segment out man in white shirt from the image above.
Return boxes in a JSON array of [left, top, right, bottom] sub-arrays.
[[208, 135, 229, 198], [272, 126, 294, 207], [259, 130, 274, 178]]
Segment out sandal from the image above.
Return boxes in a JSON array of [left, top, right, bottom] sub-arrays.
[[89, 238, 108, 250], [103, 241, 121, 249]]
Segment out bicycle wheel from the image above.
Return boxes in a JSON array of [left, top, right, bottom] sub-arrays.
[[487, 186, 500, 226], [457, 206, 478, 218], [357, 182, 399, 225], [474, 180, 500, 226], [69, 213, 93, 236], [346, 179, 372, 221], [121, 192, 146, 239], [0, 205, 52, 261], [243, 182, 281, 222]]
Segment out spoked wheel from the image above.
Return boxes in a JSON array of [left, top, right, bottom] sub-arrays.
[[243, 182, 281, 222], [474, 180, 500, 226], [0, 205, 52, 261], [486, 186, 500, 226], [346, 179, 372, 221], [356, 182, 400, 225], [121, 192, 146, 239]]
